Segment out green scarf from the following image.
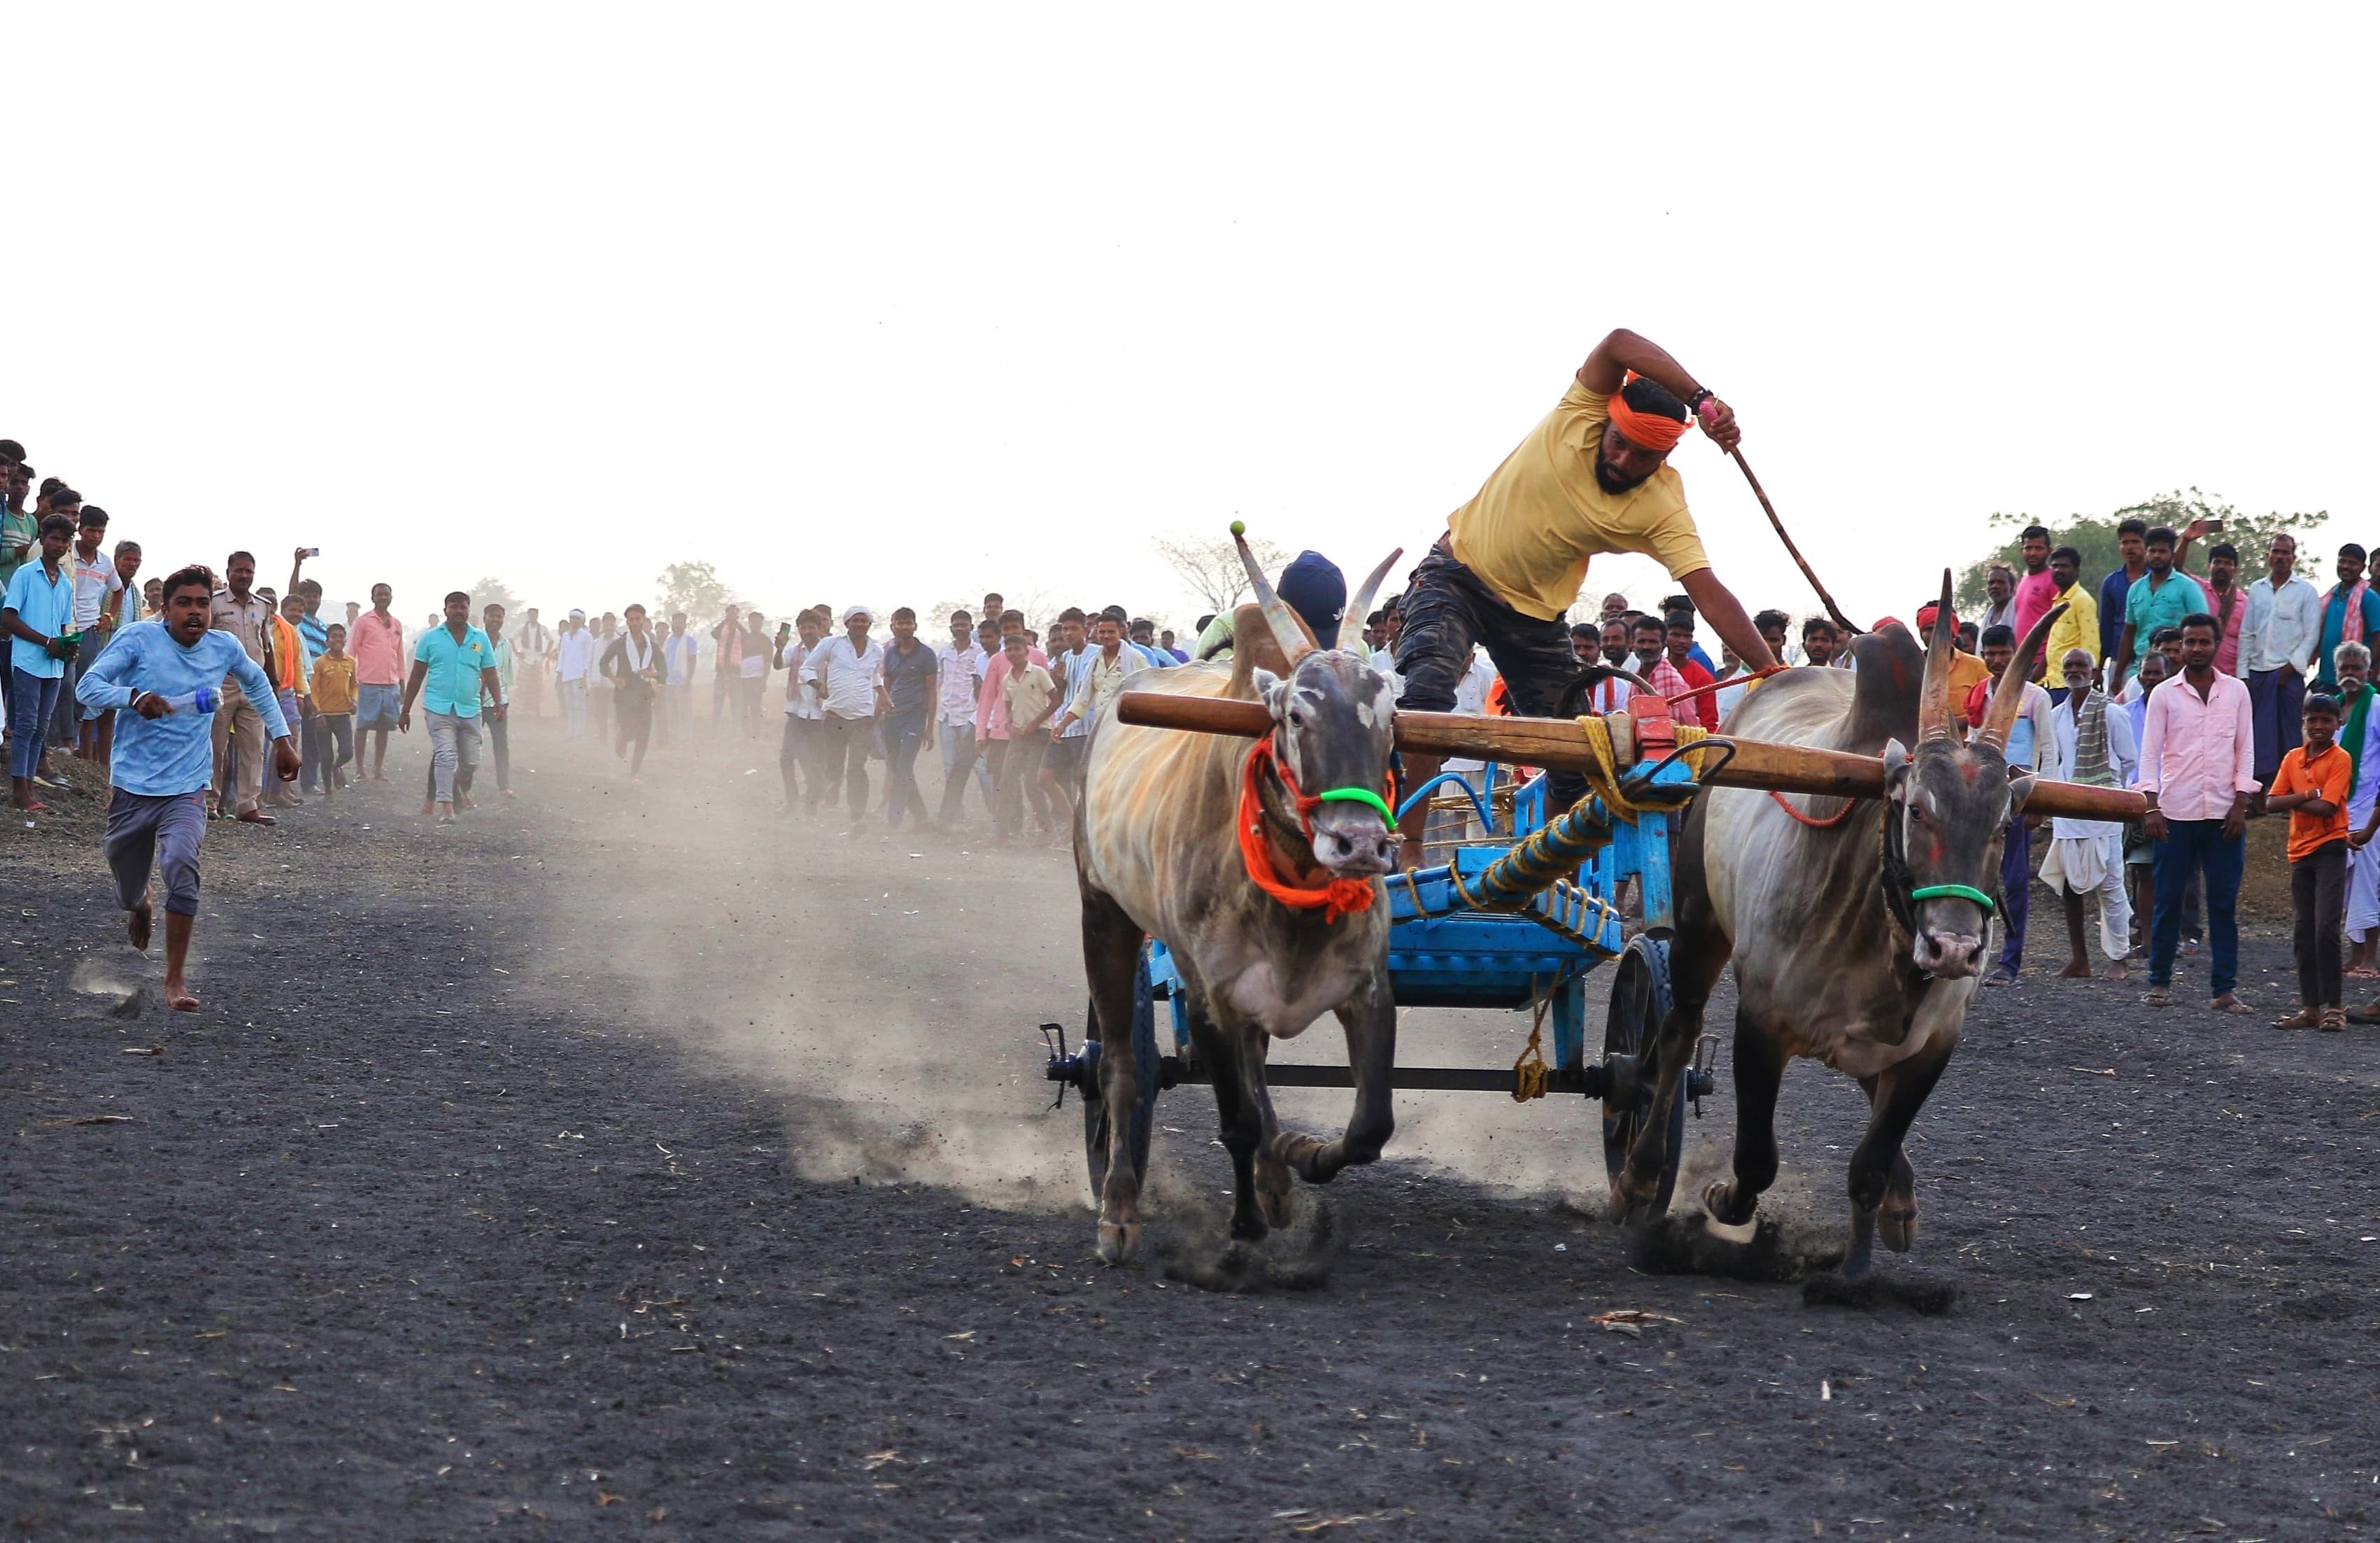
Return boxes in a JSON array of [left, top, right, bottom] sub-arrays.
[[2342, 681, 2372, 797]]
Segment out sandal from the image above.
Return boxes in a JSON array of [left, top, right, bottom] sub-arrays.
[[2141, 987, 2174, 1007], [2320, 1008, 2349, 1032], [2351, 1001, 2380, 1025], [2346, 966, 2380, 980], [2272, 1007, 2321, 1029], [2209, 994, 2251, 1015]]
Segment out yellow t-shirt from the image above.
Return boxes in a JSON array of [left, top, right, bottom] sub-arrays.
[[2044, 581, 2099, 669], [1446, 377, 1710, 621], [1947, 650, 1991, 727], [310, 654, 359, 715]]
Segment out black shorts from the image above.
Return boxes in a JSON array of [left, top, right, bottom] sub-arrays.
[[1391, 544, 1581, 717]]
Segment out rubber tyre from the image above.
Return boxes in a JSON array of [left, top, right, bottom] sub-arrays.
[[1601, 935, 1687, 1216], [1082, 952, 1161, 1197]]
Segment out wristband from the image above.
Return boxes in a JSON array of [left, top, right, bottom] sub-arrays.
[[1683, 387, 1715, 414]]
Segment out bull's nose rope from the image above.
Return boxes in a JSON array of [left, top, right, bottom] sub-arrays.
[[1238, 733, 1380, 925], [1910, 882, 1996, 913]]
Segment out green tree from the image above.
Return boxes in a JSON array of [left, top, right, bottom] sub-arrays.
[[1955, 489, 2330, 612], [655, 561, 732, 623], [466, 575, 521, 617]]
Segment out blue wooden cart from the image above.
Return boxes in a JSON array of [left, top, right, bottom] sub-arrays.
[[1045, 738, 1723, 1212]]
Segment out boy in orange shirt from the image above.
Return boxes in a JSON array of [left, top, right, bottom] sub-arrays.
[[2267, 692, 2351, 1029]]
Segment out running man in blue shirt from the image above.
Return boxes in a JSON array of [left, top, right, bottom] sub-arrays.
[[76, 563, 297, 1010]]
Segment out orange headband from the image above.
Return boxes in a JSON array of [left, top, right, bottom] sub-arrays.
[[1606, 372, 1690, 453]]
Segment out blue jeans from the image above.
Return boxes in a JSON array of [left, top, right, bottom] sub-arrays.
[[1996, 811, 2031, 974], [883, 707, 929, 827], [2149, 818, 2244, 995], [10, 668, 62, 779]]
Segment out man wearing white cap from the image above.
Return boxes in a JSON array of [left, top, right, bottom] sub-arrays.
[[554, 609, 595, 739], [800, 605, 884, 834]]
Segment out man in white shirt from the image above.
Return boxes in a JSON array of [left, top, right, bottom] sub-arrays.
[[553, 609, 595, 739], [2239, 530, 2322, 785], [59, 505, 125, 761], [800, 605, 882, 833], [933, 609, 990, 827], [2041, 648, 2138, 981], [513, 606, 555, 719], [776, 610, 826, 815], [660, 610, 700, 747], [1051, 614, 1145, 801]]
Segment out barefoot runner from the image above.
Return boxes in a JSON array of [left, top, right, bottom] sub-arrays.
[[75, 563, 298, 1010], [1391, 327, 1780, 866]]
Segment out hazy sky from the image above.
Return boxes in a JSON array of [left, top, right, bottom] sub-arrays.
[[12, 6, 2372, 633]]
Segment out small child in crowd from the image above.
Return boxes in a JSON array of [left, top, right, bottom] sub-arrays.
[[309, 623, 359, 796], [2266, 692, 2351, 1031]]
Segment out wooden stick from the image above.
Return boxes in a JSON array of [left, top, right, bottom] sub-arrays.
[[1112, 691, 2145, 822], [1729, 447, 1865, 637]]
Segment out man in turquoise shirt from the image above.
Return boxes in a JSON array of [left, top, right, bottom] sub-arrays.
[[2114, 525, 2209, 683], [4, 514, 80, 807], [2312, 542, 2380, 689], [75, 563, 297, 1012], [398, 589, 507, 822]]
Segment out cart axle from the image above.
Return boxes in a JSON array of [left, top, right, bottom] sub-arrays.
[[1043, 1038, 1715, 1105]]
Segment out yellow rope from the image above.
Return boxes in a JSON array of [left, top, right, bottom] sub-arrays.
[[1571, 715, 1712, 822], [1511, 985, 1553, 1103]]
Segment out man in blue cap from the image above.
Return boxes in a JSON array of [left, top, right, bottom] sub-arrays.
[[1193, 550, 1347, 659]]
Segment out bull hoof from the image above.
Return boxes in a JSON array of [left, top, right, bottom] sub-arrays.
[[1258, 1185, 1295, 1230], [1097, 1220, 1141, 1266], [1878, 1206, 1919, 1253], [1841, 1208, 1878, 1280], [1703, 1179, 1760, 1228]]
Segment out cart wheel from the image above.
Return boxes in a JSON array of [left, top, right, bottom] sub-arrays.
[[1601, 935, 1687, 1217], [1083, 953, 1161, 1198]]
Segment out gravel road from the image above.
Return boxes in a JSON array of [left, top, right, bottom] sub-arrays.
[[0, 719, 2374, 1540]]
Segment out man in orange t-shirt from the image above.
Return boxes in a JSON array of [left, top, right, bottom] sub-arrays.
[[2267, 691, 2352, 1027]]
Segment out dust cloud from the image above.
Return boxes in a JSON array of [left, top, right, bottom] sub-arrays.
[[511, 735, 1854, 1253], [513, 755, 1089, 1211]]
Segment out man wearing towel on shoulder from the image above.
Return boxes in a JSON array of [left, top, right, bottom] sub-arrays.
[[1391, 328, 1779, 868]]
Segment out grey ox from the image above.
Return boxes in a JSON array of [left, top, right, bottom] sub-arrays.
[[1072, 538, 1402, 1264], [1613, 575, 2064, 1278]]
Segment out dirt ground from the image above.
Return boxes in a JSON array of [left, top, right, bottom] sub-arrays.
[[0, 714, 2374, 1541]]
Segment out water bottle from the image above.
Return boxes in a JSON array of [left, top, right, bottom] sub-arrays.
[[160, 688, 218, 714]]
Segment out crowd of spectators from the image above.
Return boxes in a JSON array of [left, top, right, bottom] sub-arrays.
[[1, 435, 2355, 1024]]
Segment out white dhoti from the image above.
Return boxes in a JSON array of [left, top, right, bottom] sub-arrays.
[[2350, 837, 2380, 943], [2039, 817, 2132, 961]]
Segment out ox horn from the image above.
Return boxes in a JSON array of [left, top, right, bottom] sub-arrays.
[[1231, 523, 1314, 665], [1977, 600, 2069, 754], [1344, 547, 1403, 651], [1917, 569, 1957, 743]]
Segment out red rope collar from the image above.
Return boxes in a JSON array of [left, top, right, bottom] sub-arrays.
[[1236, 731, 1379, 924]]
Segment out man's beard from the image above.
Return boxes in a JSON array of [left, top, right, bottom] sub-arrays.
[[1594, 452, 1652, 495]]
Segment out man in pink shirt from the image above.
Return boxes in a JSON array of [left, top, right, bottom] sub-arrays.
[[2199, 541, 2248, 677], [2011, 523, 2061, 661], [972, 608, 1049, 745], [2137, 612, 2260, 1012], [350, 582, 406, 782]]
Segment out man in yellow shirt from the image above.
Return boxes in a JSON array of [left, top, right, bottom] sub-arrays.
[[1392, 327, 1779, 865], [2041, 544, 2099, 685]]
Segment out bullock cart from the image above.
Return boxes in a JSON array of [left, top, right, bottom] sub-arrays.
[[1045, 689, 2142, 1213]]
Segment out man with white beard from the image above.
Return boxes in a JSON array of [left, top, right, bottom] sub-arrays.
[[2041, 647, 2137, 980], [2328, 644, 2380, 993]]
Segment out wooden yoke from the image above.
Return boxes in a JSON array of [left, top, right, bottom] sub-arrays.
[[1113, 692, 2147, 824]]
